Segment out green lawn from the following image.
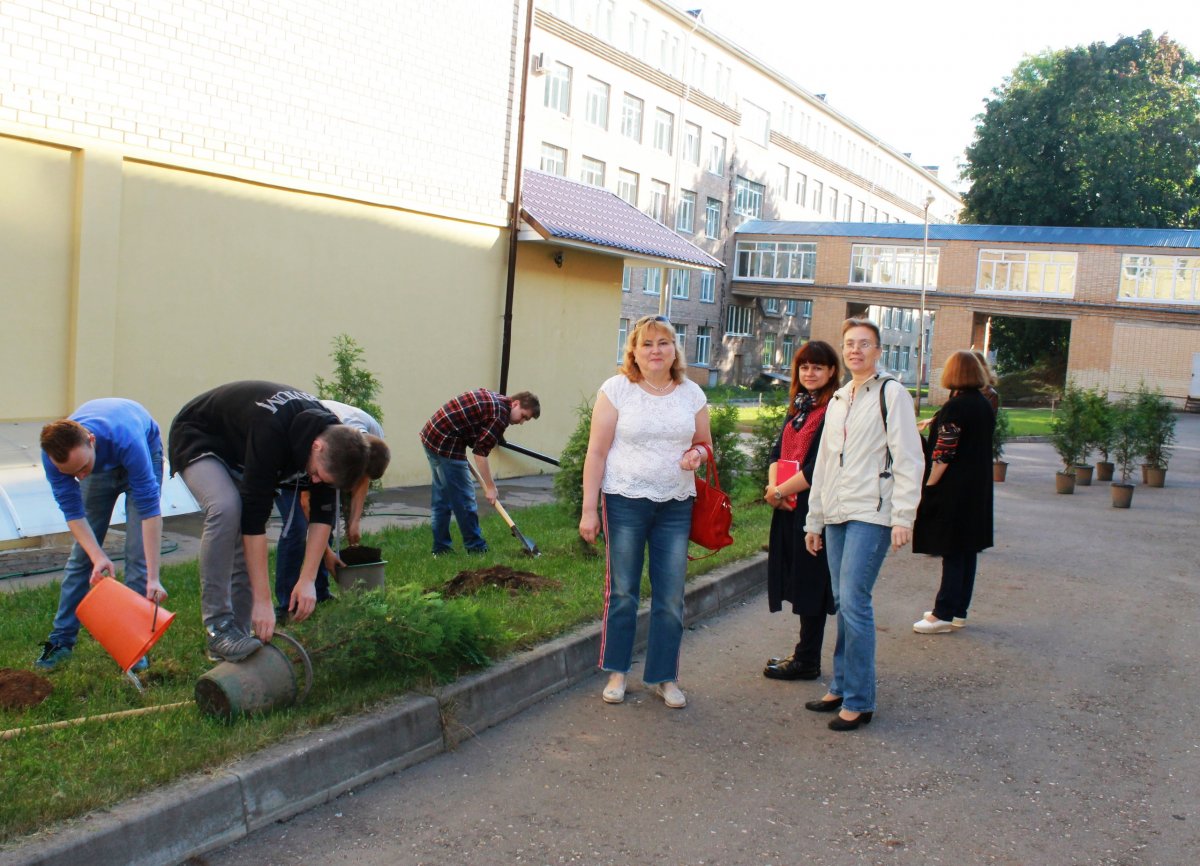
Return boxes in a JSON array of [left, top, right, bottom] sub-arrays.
[[733, 403, 1054, 437], [0, 497, 773, 843]]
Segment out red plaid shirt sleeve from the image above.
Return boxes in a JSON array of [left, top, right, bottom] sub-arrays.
[[419, 390, 511, 459]]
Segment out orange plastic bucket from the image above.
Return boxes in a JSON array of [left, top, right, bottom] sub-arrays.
[[76, 578, 176, 673]]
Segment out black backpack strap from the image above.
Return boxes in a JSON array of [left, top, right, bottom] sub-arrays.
[[878, 376, 896, 480]]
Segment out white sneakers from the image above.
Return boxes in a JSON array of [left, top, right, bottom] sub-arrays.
[[601, 673, 626, 704], [655, 682, 687, 709], [923, 611, 967, 628]]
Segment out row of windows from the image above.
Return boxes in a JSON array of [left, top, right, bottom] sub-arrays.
[[617, 319, 715, 366], [1119, 255, 1200, 304], [763, 298, 814, 317], [622, 267, 717, 302]]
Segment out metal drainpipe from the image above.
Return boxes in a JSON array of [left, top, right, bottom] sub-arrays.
[[499, 0, 536, 395]]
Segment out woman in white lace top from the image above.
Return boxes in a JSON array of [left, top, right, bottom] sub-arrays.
[[579, 315, 712, 709]]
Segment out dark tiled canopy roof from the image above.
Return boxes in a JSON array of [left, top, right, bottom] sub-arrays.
[[521, 170, 723, 269]]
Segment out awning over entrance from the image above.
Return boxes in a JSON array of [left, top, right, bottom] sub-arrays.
[[520, 170, 723, 270]]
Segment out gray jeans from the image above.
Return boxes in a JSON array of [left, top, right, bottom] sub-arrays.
[[180, 457, 253, 631]]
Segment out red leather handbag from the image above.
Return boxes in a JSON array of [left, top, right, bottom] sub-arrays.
[[689, 443, 733, 557]]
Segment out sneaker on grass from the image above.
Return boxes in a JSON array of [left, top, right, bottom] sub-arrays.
[[205, 619, 262, 663], [34, 642, 72, 670]]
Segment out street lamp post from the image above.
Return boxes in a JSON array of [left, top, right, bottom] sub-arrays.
[[915, 192, 935, 415]]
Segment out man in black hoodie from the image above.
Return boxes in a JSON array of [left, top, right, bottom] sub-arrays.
[[170, 381, 368, 661]]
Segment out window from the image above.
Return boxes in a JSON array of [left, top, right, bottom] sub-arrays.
[[810, 180, 823, 212], [801, 300, 812, 317], [670, 269, 689, 299], [726, 304, 753, 336], [1119, 254, 1200, 304], [617, 317, 628, 361], [851, 245, 940, 290], [544, 62, 571, 115], [764, 297, 779, 313], [580, 156, 605, 187], [649, 179, 669, 222], [734, 241, 817, 282], [785, 299, 797, 316], [617, 169, 638, 206], [676, 190, 696, 232], [841, 195, 852, 221], [585, 78, 609, 129], [977, 249, 1077, 297], [653, 108, 674, 154], [622, 266, 631, 292], [826, 187, 838, 218], [781, 334, 795, 362], [539, 143, 567, 176], [675, 324, 686, 350], [742, 100, 769, 147], [700, 271, 716, 302], [733, 176, 765, 217], [695, 326, 712, 365], [901, 345, 911, 372], [882, 307, 894, 329], [705, 197, 722, 239], [904, 309, 914, 331], [762, 332, 777, 367], [684, 122, 701, 164], [621, 94, 643, 141], [776, 164, 789, 198], [644, 267, 662, 295], [796, 173, 807, 206], [708, 134, 726, 175]]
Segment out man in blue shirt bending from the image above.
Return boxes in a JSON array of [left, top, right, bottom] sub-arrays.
[[36, 399, 167, 670]]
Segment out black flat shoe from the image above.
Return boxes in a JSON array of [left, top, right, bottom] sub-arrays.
[[766, 652, 793, 666], [828, 711, 873, 731], [804, 696, 843, 712], [763, 658, 821, 681]]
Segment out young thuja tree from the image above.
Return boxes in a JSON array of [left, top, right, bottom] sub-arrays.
[[1135, 383, 1177, 470], [707, 401, 747, 481], [1083, 388, 1116, 465], [554, 399, 593, 518], [315, 334, 384, 422], [992, 407, 1012, 462], [1110, 396, 1143, 484], [1048, 384, 1089, 472]]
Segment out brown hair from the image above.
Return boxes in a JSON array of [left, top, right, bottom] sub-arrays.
[[509, 391, 541, 419], [316, 425, 368, 490], [971, 350, 998, 386], [841, 317, 882, 345], [787, 340, 841, 409], [619, 315, 686, 383], [40, 419, 90, 463], [942, 350, 989, 390], [363, 435, 391, 481]]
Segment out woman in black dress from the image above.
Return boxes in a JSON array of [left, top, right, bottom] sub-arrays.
[[912, 351, 996, 634], [762, 340, 841, 679]]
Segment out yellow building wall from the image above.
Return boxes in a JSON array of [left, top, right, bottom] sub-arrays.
[[499, 244, 625, 477], [0, 135, 75, 419]]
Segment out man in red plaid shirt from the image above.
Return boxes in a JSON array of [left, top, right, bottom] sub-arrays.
[[419, 389, 540, 554]]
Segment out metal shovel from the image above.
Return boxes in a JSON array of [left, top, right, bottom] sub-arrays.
[[466, 460, 540, 557]]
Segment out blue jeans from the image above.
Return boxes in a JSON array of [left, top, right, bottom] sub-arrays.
[[824, 521, 892, 714], [599, 493, 692, 685], [47, 450, 163, 648], [274, 485, 332, 609], [424, 448, 487, 553]]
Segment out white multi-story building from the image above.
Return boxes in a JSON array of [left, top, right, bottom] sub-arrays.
[[526, 0, 961, 383]]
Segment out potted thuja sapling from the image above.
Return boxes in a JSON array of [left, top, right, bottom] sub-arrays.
[[1109, 396, 1141, 508], [1049, 385, 1089, 494], [992, 407, 1012, 482], [1084, 389, 1117, 482], [1136, 385, 1176, 488]]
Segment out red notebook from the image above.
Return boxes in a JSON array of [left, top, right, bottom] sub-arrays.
[[776, 459, 800, 507]]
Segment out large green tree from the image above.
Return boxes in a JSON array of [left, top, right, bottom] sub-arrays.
[[961, 31, 1200, 228]]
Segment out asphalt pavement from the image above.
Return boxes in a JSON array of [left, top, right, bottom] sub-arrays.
[[203, 415, 1200, 866]]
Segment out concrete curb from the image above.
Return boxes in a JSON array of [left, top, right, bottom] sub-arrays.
[[0, 552, 766, 866]]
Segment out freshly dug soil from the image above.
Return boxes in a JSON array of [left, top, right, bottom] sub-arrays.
[[0, 668, 53, 710], [339, 545, 383, 566], [444, 565, 562, 597]]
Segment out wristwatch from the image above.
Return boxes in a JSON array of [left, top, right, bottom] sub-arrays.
[[773, 490, 783, 501]]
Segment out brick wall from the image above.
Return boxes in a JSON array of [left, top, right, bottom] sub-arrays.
[[0, 0, 519, 222]]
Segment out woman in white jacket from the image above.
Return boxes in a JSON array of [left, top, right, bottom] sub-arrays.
[[804, 319, 924, 731]]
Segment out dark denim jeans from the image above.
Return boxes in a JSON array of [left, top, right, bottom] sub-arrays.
[[47, 450, 163, 648], [424, 448, 487, 553], [599, 493, 693, 685], [274, 485, 332, 610]]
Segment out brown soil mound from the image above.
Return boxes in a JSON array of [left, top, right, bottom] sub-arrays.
[[444, 565, 562, 597], [0, 668, 54, 710], [339, 545, 382, 566]]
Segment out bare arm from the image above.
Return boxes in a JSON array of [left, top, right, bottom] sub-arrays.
[[65, 518, 115, 583], [288, 522, 332, 623], [242, 534, 276, 642], [579, 394, 618, 544], [140, 515, 166, 600], [345, 475, 370, 544], [473, 452, 498, 505]]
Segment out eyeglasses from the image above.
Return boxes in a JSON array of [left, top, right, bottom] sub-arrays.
[[637, 315, 671, 324], [842, 340, 877, 351]]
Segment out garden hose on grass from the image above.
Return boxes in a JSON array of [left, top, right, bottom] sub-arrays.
[[0, 701, 192, 740], [0, 540, 180, 582]]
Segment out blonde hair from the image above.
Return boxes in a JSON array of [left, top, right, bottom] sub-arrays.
[[619, 315, 686, 383]]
